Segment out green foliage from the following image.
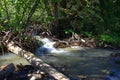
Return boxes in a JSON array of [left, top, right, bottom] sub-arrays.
[[0, 25, 5, 31], [82, 31, 93, 38], [100, 33, 120, 44], [0, 0, 120, 47], [100, 35, 113, 43], [64, 29, 75, 35]]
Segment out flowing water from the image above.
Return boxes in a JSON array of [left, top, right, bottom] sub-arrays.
[[35, 36, 120, 80], [0, 36, 120, 80], [37, 48, 120, 80], [0, 53, 29, 66]]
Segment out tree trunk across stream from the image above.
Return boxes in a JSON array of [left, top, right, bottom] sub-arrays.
[[3, 40, 70, 80]]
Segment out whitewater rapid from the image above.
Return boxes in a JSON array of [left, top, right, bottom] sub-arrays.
[[34, 36, 66, 56]]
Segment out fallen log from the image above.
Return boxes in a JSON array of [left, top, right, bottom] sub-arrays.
[[4, 41, 70, 80], [0, 63, 15, 79]]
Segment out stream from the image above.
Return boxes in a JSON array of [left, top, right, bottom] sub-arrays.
[[0, 36, 120, 80]]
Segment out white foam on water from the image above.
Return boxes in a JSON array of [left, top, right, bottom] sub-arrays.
[[71, 46, 80, 49], [35, 37, 66, 56]]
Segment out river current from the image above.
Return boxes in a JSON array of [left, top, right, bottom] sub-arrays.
[[0, 36, 120, 80]]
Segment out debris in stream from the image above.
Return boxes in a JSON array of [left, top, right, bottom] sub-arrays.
[[0, 63, 57, 80], [0, 63, 15, 79]]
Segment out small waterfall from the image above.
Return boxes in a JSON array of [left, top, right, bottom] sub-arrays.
[[34, 36, 65, 56]]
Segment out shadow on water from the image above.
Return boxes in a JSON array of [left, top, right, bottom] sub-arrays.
[[0, 48, 120, 79], [0, 53, 29, 66], [38, 48, 120, 80], [33, 36, 120, 80]]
